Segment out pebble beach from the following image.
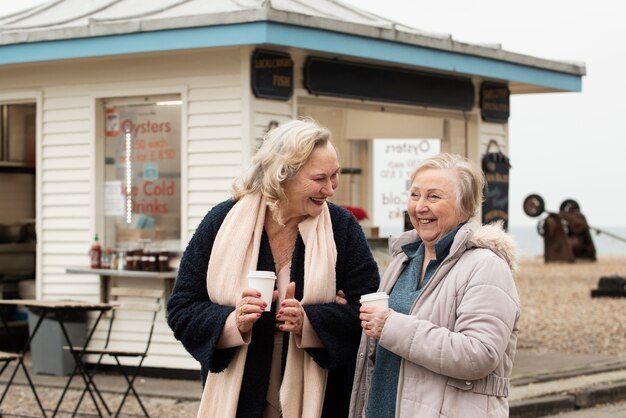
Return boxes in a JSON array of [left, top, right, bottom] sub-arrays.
[[516, 255, 626, 357]]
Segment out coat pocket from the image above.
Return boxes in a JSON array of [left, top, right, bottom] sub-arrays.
[[447, 374, 509, 397]]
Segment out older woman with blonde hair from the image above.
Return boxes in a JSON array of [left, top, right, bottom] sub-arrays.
[[168, 118, 379, 418], [350, 153, 520, 418]]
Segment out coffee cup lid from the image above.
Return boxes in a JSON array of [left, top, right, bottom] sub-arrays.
[[359, 292, 389, 303], [247, 270, 276, 279]]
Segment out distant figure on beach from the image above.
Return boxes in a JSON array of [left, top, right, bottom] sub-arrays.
[[349, 153, 521, 418]]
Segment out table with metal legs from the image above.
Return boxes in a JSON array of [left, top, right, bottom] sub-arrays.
[[0, 299, 113, 418]]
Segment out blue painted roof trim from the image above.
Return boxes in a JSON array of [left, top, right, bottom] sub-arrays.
[[0, 21, 581, 92]]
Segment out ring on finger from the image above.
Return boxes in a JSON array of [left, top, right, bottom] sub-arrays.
[[239, 306, 245, 316]]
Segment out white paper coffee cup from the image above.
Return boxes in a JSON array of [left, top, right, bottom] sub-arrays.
[[359, 292, 389, 308], [247, 270, 276, 312]]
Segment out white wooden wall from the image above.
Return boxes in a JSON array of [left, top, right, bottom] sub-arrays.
[[185, 74, 246, 236], [41, 92, 97, 299], [0, 46, 257, 371]]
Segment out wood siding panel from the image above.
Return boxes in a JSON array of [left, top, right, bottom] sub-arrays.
[[44, 132, 89, 146], [43, 96, 90, 110], [187, 75, 240, 92], [188, 178, 232, 191], [188, 99, 241, 114], [41, 242, 89, 254], [42, 194, 90, 206], [44, 108, 91, 122], [187, 86, 241, 101], [188, 191, 230, 205], [188, 113, 242, 126], [42, 144, 90, 158], [250, 98, 293, 164], [43, 254, 90, 267], [42, 283, 99, 297], [187, 138, 241, 153], [42, 181, 90, 194], [41, 91, 92, 304], [188, 126, 241, 140], [254, 99, 293, 115], [187, 153, 240, 166], [42, 230, 91, 242], [42, 169, 90, 182], [43, 274, 98, 284], [188, 204, 213, 218], [184, 76, 244, 260], [42, 205, 89, 218], [43, 119, 90, 134], [42, 156, 91, 170], [188, 82, 242, 102], [42, 218, 90, 230], [188, 165, 241, 179]]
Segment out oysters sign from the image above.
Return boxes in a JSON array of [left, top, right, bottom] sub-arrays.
[[372, 139, 440, 237]]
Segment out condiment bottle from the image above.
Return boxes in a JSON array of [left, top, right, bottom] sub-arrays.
[[117, 250, 126, 270], [101, 247, 111, 269], [90, 234, 102, 269], [158, 250, 170, 272], [108, 248, 117, 270]]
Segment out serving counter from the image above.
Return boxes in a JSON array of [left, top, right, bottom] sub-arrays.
[[66, 267, 177, 303]]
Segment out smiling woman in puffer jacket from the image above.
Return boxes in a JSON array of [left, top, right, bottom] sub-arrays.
[[349, 153, 520, 418]]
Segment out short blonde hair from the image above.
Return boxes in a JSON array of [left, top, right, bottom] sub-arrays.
[[410, 153, 485, 220], [232, 118, 332, 221]]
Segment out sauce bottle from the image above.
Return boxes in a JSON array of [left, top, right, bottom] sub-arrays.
[[90, 234, 102, 269]]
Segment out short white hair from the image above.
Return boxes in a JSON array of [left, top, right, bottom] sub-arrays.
[[410, 153, 485, 220]]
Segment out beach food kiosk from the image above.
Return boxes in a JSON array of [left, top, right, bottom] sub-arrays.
[[0, 0, 585, 376]]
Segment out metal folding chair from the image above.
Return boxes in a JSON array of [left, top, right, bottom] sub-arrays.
[[0, 307, 47, 418], [66, 287, 164, 418], [0, 351, 29, 410]]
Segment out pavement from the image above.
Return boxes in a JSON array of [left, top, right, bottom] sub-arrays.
[[1, 350, 626, 417], [510, 351, 626, 418]]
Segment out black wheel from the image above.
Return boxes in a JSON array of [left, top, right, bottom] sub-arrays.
[[523, 194, 545, 218], [560, 199, 580, 213]]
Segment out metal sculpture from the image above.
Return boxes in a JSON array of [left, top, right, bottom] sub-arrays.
[[523, 194, 597, 263]]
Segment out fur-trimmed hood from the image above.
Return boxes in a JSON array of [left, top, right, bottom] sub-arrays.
[[389, 221, 519, 271], [465, 221, 519, 271]]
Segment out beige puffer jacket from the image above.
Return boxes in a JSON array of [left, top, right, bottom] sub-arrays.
[[349, 222, 520, 418]]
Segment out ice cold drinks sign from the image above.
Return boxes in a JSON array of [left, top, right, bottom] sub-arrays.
[[372, 139, 440, 237], [121, 180, 175, 214]]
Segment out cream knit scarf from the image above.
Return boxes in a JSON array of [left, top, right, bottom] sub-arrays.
[[197, 193, 337, 418]]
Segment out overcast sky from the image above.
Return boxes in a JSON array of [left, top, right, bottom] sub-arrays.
[[2, 0, 625, 229]]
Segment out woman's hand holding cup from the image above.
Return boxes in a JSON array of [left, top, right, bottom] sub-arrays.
[[359, 292, 391, 340], [235, 288, 267, 334], [359, 306, 391, 340]]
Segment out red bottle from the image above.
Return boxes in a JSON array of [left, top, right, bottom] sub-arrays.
[[90, 234, 102, 269]]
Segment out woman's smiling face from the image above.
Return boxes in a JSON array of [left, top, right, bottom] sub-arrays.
[[408, 167, 464, 250], [281, 142, 340, 221]]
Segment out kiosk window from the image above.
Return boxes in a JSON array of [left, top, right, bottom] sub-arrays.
[[102, 96, 181, 252]]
